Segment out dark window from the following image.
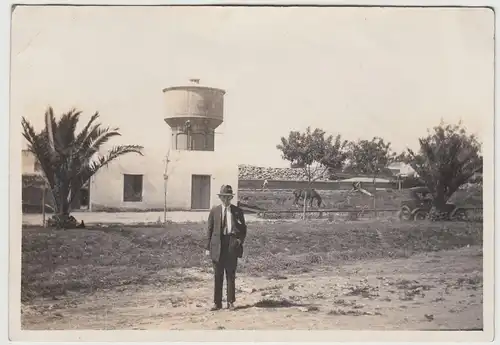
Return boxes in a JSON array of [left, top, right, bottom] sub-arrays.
[[205, 132, 215, 151], [123, 174, 143, 202], [190, 133, 206, 150], [172, 129, 215, 151]]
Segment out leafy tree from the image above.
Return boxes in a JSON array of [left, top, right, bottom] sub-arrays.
[[22, 107, 143, 228], [343, 137, 396, 213], [400, 121, 482, 220], [277, 127, 349, 183], [344, 137, 396, 184]]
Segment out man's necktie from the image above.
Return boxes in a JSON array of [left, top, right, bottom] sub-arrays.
[[222, 207, 227, 234]]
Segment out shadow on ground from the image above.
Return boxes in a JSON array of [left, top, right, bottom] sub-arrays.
[[233, 298, 313, 311]]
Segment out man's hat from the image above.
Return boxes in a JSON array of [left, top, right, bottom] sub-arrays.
[[218, 184, 234, 196]]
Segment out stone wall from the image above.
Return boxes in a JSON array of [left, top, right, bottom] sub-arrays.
[[238, 164, 329, 181]]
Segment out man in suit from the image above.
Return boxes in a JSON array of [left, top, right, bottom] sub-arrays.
[[205, 184, 247, 311]]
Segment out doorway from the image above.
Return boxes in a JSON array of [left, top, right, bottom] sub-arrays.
[[191, 175, 211, 210], [79, 188, 90, 209]]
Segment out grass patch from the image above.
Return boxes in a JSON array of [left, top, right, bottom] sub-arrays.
[[22, 220, 482, 302]]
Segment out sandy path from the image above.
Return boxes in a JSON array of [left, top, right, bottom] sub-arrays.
[[21, 246, 482, 330]]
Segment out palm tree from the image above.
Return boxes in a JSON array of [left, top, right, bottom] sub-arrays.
[[402, 122, 482, 221], [21, 107, 143, 228]]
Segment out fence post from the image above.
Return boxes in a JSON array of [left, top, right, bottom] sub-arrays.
[[302, 190, 308, 220], [42, 184, 46, 228]]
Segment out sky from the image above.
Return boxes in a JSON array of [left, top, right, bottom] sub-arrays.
[[11, 6, 494, 168]]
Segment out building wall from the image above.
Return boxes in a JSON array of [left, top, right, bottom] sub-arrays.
[[166, 150, 238, 210], [387, 162, 415, 176], [22, 150, 40, 175], [21, 150, 51, 213], [89, 147, 165, 211], [90, 148, 238, 211]]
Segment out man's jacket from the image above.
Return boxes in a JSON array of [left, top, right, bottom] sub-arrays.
[[206, 204, 247, 262]]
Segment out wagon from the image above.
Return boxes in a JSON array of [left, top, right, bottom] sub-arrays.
[[398, 187, 468, 221]]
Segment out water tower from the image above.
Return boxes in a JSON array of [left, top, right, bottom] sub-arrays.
[[163, 79, 226, 151]]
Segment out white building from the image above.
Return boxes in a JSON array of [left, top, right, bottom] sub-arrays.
[[388, 161, 416, 177], [22, 149, 42, 175], [89, 79, 239, 211]]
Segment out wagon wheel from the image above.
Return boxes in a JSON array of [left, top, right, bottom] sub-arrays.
[[413, 209, 428, 221], [450, 208, 468, 222], [399, 206, 413, 221]]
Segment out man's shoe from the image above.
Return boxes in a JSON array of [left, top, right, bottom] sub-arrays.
[[227, 302, 235, 310], [210, 304, 222, 311]]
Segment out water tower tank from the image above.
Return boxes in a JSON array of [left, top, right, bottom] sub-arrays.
[[163, 79, 226, 151]]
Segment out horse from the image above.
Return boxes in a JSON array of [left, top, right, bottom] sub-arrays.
[[292, 188, 323, 208]]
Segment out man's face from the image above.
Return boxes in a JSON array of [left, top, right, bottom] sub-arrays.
[[219, 195, 233, 206]]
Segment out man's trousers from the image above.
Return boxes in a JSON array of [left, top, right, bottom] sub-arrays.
[[212, 235, 238, 305]]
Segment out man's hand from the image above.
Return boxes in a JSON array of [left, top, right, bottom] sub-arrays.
[[205, 250, 210, 256]]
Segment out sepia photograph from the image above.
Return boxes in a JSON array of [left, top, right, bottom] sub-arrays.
[[8, 3, 495, 342]]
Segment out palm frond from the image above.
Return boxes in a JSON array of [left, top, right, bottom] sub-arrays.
[[21, 117, 38, 147], [57, 108, 81, 148], [74, 112, 100, 148], [44, 107, 56, 154]]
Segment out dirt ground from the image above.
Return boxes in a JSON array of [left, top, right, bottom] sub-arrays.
[[21, 245, 482, 330]]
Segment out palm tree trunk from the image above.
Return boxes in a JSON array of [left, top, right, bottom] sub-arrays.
[[49, 182, 61, 215], [429, 194, 450, 221], [48, 178, 76, 228]]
